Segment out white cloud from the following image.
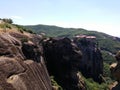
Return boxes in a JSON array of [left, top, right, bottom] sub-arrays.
[[11, 16, 23, 19]]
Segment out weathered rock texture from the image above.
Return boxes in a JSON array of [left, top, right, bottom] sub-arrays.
[[74, 36, 103, 83], [0, 29, 104, 90], [110, 51, 120, 90], [0, 32, 52, 90], [43, 37, 86, 90]]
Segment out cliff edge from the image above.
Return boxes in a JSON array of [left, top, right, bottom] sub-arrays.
[[0, 30, 52, 90]]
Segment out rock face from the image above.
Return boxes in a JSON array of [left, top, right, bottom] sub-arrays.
[[110, 51, 120, 90], [74, 36, 103, 83], [0, 32, 52, 90], [0, 30, 104, 90], [43, 37, 86, 90]]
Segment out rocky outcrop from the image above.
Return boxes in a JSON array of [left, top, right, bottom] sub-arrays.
[[0, 30, 104, 90], [0, 32, 52, 90], [74, 36, 103, 83], [110, 51, 120, 90], [43, 37, 86, 90]]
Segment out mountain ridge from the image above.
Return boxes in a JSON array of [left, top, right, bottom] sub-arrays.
[[24, 24, 120, 55], [0, 20, 117, 90], [24, 24, 119, 37]]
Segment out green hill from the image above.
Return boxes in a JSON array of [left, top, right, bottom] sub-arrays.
[[24, 24, 120, 55]]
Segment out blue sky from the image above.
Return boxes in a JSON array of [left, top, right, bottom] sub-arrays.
[[0, 0, 120, 36]]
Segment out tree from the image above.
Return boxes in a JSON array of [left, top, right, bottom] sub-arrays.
[[2, 18, 13, 24]]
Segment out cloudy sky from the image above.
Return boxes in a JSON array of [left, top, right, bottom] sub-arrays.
[[0, 0, 120, 37]]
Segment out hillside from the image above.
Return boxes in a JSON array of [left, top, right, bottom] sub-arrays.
[[0, 21, 102, 90], [0, 20, 118, 90], [0, 22, 53, 90], [24, 24, 120, 62]]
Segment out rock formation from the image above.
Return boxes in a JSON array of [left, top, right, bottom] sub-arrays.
[[0, 25, 104, 90], [74, 36, 103, 83], [110, 51, 120, 90], [43, 37, 86, 90], [0, 31, 52, 90]]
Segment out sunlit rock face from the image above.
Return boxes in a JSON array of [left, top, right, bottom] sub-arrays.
[[110, 51, 120, 90], [43, 37, 86, 90], [74, 36, 103, 83], [0, 32, 52, 90]]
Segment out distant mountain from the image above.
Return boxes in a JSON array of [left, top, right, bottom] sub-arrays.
[[24, 24, 120, 56]]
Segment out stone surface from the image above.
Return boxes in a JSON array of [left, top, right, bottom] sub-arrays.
[[74, 36, 103, 83], [43, 37, 86, 90], [110, 51, 120, 90], [0, 32, 52, 90], [0, 30, 104, 90]]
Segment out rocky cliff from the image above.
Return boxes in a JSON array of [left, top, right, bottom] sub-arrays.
[[0, 31, 52, 90], [43, 37, 86, 90], [110, 51, 120, 90], [0, 23, 104, 90], [74, 36, 103, 83]]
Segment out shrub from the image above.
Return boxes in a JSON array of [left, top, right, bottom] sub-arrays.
[[0, 23, 11, 29], [84, 78, 109, 90], [78, 72, 109, 90], [25, 29, 35, 34], [50, 76, 63, 90], [2, 18, 13, 24], [14, 24, 35, 34]]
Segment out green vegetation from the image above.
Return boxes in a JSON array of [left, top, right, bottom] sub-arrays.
[[101, 50, 116, 85], [0, 23, 12, 29], [50, 76, 63, 90], [24, 25, 87, 37], [0, 21, 35, 34], [2, 18, 13, 24], [103, 62, 115, 83], [103, 63, 111, 78], [14, 24, 35, 34], [0, 20, 117, 89], [77, 72, 110, 90], [84, 78, 109, 90], [98, 38, 120, 54], [24, 25, 117, 90], [24, 24, 120, 54], [102, 50, 116, 64]]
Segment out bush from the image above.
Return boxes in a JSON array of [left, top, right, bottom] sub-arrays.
[[103, 63, 111, 77], [84, 78, 109, 90], [102, 50, 116, 64], [25, 29, 35, 34], [50, 76, 63, 90], [2, 18, 13, 24], [78, 72, 109, 90], [14, 24, 35, 34], [0, 23, 11, 29]]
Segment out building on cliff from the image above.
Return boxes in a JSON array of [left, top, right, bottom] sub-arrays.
[[74, 35, 103, 83]]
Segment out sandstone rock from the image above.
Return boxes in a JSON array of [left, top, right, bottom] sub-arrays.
[[110, 51, 120, 90], [110, 51, 120, 81], [0, 33, 24, 59], [0, 32, 52, 90]]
